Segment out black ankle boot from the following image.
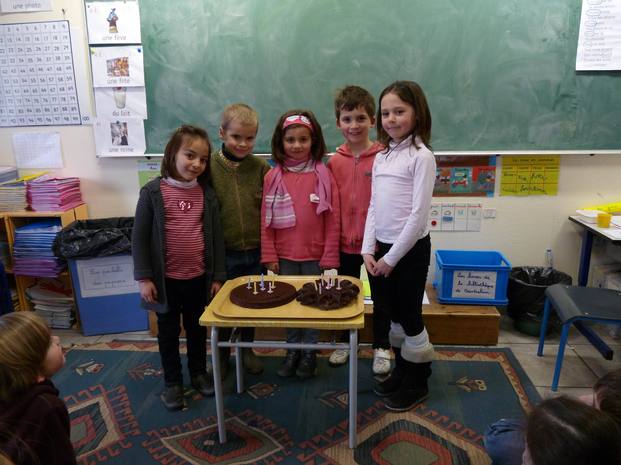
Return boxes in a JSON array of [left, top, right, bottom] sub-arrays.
[[296, 351, 317, 379], [384, 361, 432, 412], [374, 346, 405, 397], [277, 349, 300, 377]]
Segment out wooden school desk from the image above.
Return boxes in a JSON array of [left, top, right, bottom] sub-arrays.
[[568, 215, 621, 359], [199, 275, 365, 449]]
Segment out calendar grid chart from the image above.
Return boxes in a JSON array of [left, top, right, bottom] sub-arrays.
[[0, 20, 82, 128]]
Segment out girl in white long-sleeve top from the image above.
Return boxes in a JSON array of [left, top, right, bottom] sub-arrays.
[[362, 80, 436, 412]]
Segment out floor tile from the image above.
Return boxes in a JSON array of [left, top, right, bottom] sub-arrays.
[[536, 386, 594, 399], [572, 343, 621, 378]]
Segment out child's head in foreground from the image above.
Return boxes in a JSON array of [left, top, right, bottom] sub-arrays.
[[334, 85, 376, 147], [161, 124, 212, 185], [271, 109, 326, 165], [218, 103, 259, 159]]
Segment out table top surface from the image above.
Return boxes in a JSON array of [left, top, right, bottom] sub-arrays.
[[200, 275, 366, 329], [569, 215, 621, 243]]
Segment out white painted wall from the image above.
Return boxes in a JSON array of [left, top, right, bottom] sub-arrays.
[[1, 0, 620, 283]]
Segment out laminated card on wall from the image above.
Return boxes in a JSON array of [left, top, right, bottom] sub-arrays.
[[90, 46, 144, 87], [93, 118, 145, 156], [85, 0, 142, 45], [94, 87, 147, 119]]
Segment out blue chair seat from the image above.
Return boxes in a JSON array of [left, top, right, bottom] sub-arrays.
[[537, 284, 621, 391]]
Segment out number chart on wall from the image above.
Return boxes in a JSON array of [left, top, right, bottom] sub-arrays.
[[0, 21, 81, 127]]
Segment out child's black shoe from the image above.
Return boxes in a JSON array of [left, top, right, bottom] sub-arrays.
[[191, 373, 215, 397], [160, 384, 184, 411], [384, 386, 429, 412], [296, 352, 317, 379], [277, 349, 300, 377]]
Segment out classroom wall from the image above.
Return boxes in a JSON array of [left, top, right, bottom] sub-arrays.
[[1, 0, 620, 283]]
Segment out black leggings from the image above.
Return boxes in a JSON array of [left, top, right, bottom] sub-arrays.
[[367, 235, 431, 337]]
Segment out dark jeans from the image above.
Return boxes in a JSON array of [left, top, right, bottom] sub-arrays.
[[483, 418, 525, 465], [157, 274, 207, 385], [336, 252, 390, 349], [279, 258, 321, 348], [221, 248, 263, 344], [367, 235, 431, 337]]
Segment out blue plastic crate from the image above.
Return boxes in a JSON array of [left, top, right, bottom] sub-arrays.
[[433, 250, 511, 305]]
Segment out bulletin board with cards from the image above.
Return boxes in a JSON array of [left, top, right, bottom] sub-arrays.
[[0, 20, 82, 127]]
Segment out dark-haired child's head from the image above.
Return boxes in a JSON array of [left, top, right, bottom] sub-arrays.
[[271, 109, 326, 165], [593, 368, 621, 428], [161, 125, 212, 185], [377, 80, 431, 149], [525, 395, 621, 465], [0, 312, 64, 402], [334, 85, 376, 149], [218, 103, 258, 159]]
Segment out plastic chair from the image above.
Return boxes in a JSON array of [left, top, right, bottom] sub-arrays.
[[537, 284, 621, 391]]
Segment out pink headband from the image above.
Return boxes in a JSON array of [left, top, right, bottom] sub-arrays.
[[282, 114, 314, 132]]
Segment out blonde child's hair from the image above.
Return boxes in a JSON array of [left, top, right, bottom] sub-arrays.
[[221, 103, 259, 131], [0, 312, 51, 402]]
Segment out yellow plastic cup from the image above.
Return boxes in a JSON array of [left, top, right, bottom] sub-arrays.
[[597, 212, 612, 228]]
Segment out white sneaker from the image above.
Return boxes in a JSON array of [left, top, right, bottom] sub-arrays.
[[329, 349, 350, 366], [372, 348, 392, 375]]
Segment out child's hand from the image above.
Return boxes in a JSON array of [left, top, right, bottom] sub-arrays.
[[265, 262, 279, 274], [374, 258, 394, 277], [363, 254, 378, 276], [211, 281, 222, 298], [139, 279, 158, 303]]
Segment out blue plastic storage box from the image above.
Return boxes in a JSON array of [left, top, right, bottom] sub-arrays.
[[433, 250, 511, 305], [68, 255, 148, 335]]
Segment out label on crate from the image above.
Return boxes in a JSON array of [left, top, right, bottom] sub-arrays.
[[452, 270, 497, 299], [76, 255, 139, 297]]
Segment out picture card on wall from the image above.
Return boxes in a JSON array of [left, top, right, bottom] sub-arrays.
[[93, 118, 146, 157], [94, 87, 147, 119], [0, 0, 52, 12], [90, 46, 144, 87], [86, 0, 142, 45]]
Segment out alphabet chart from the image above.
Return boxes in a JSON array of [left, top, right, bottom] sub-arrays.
[[0, 21, 82, 127]]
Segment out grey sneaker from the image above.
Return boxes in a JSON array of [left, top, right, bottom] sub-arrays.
[[160, 384, 184, 411], [296, 353, 317, 379], [191, 373, 215, 397], [242, 348, 264, 375], [328, 349, 350, 366]]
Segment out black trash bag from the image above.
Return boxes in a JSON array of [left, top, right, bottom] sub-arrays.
[[53, 218, 134, 259], [507, 266, 572, 336]]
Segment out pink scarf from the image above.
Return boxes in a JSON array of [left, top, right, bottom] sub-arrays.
[[264, 157, 332, 229]]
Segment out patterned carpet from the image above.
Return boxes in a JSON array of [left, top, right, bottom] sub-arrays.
[[53, 342, 540, 465]]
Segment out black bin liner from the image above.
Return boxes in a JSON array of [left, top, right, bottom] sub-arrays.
[[507, 266, 572, 335], [53, 218, 133, 259]]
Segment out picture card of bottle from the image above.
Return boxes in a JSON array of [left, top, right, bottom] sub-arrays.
[[90, 46, 144, 87], [93, 118, 145, 157], [94, 87, 147, 119], [85, 0, 141, 45]]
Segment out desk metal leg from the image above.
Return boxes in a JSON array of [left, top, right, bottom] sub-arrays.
[[348, 329, 358, 449], [234, 334, 244, 394], [211, 326, 226, 443], [578, 230, 593, 286]]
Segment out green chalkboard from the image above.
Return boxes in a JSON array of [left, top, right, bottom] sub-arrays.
[[139, 0, 621, 153]]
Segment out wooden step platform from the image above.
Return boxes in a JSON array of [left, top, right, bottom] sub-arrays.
[[149, 284, 500, 345]]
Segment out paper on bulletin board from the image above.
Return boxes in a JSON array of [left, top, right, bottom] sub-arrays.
[[94, 87, 147, 119], [12, 132, 63, 169], [500, 156, 560, 196], [0, 0, 52, 12], [93, 118, 145, 157], [137, 160, 160, 187], [576, 0, 621, 71], [86, 0, 141, 45], [90, 46, 144, 87], [434, 155, 496, 197]]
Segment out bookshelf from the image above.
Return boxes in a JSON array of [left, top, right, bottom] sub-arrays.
[[2, 204, 89, 313]]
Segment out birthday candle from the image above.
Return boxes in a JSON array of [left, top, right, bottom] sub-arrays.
[[260, 273, 265, 290], [319, 282, 322, 295], [336, 277, 341, 290], [272, 275, 275, 289], [268, 282, 273, 293], [247, 277, 252, 289], [253, 281, 258, 295]]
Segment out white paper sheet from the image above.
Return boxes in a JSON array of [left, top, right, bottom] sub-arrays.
[[0, 0, 52, 12], [71, 27, 94, 125], [86, 0, 142, 45], [576, 0, 621, 70], [12, 132, 63, 168], [93, 118, 145, 156], [90, 45, 145, 87], [94, 87, 147, 119]]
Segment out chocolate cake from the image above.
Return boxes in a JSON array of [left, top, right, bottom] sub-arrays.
[[230, 281, 297, 309], [296, 278, 360, 310]]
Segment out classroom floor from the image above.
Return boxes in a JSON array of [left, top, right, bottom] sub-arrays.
[[53, 309, 621, 400]]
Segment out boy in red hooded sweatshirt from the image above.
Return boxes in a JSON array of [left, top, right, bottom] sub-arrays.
[[326, 85, 391, 375]]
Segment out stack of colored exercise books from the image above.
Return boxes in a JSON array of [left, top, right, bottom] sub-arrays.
[[27, 176, 83, 211], [26, 279, 75, 329], [12, 220, 65, 277], [0, 172, 46, 212]]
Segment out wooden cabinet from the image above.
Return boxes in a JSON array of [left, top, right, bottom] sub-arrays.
[[2, 204, 88, 313]]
